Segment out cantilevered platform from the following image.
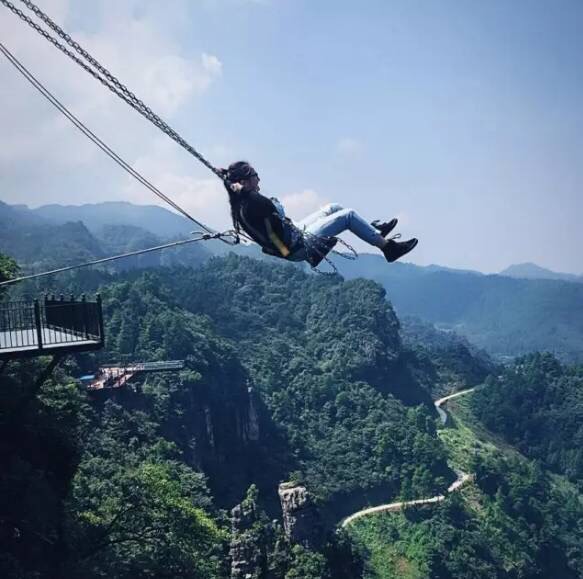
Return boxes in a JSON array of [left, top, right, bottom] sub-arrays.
[[0, 296, 104, 360], [85, 360, 185, 391]]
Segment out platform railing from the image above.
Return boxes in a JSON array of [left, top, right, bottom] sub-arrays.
[[0, 294, 104, 356], [43, 295, 103, 343], [0, 300, 36, 349]]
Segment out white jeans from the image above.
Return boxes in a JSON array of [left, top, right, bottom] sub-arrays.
[[296, 203, 385, 247]]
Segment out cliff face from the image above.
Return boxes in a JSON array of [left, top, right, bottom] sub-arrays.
[[163, 364, 263, 507], [246, 387, 260, 442], [99, 276, 267, 506], [97, 259, 453, 516]]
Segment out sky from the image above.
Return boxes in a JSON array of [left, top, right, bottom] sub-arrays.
[[1, 0, 582, 274]]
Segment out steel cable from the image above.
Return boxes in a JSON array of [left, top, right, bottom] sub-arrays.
[[0, 232, 236, 287], [1, 0, 360, 274], [0, 41, 219, 234], [2, 0, 224, 179]]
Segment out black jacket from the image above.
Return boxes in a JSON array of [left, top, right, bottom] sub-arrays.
[[232, 189, 298, 257], [227, 186, 336, 266]]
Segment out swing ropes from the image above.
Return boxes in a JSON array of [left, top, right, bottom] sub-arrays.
[[0, 0, 356, 286]]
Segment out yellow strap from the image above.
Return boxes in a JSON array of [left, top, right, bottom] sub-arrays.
[[265, 218, 290, 257]]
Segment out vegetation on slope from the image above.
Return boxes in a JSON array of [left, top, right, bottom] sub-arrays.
[[0, 359, 227, 578], [1, 253, 458, 578], [471, 353, 583, 486], [0, 253, 18, 292], [348, 391, 583, 579], [340, 256, 583, 363], [400, 316, 496, 397], [2, 249, 582, 578]]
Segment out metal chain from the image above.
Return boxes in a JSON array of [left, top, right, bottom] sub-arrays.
[[332, 238, 358, 260], [2, 0, 223, 179], [1, 0, 360, 272], [0, 40, 223, 236], [20, 0, 158, 111], [18, 0, 221, 177], [296, 227, 358, 276], [1, 1, 132, 102]]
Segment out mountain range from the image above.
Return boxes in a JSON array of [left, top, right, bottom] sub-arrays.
[[29, 201, 194, 237], [2, 200, 582, 362], [12, 201, 580, 278], [2, 201, 582, 578]]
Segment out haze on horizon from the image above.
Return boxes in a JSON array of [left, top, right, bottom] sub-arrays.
[[1, 0, 582, 275]]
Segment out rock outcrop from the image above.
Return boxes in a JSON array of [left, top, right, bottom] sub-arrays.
[[278, 482, 323, 549], [229, 486, 267, 579]]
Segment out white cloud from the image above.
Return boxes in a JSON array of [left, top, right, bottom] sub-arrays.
[[122, 136, 231, 231], [336, 137, 364, 156], [279, 188, 328, 221], [0, 0, 224, 218]]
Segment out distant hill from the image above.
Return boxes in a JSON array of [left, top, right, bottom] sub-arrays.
[[11, 200, 262, 259], [0, 201, 104, 268], [33, 201, 193, 238], [423, 263, 484, 276], [3, 201, 583, 362], [0, 201, 48, 229], [0, 201, 209, 275], [500, 262, 582, 282]]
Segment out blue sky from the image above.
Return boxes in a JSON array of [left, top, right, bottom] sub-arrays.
[[1, 0, 582, 273]]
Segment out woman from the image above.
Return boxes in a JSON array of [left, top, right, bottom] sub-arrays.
[[221, 161, 418, 267]]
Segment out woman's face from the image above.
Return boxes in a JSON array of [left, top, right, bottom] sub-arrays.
[[241, 173, 260, 192]]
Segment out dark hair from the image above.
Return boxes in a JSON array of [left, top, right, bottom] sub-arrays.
[[226, 161, 257, 183], [225, 161, 257, 237]]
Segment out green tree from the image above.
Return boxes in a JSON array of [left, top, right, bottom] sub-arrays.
[[0, 252, 18, 298], [285, 545, 329, 579]]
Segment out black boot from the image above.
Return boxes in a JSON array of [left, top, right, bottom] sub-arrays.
[[372, 218, 398, 237], [382, 238, 418, 263]]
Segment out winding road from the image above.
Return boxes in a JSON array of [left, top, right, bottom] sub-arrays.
[[435, 387, 476, 425], [341, 387, 476, 528]]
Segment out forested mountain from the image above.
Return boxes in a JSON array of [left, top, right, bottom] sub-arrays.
[[1, 251, 582, 578], [0, 201, 209, 273], [98, 258, 452, 508], [472, 353, 583, 485], [1, 218, 105, 270], [33, 201, 193, 238], [4, 199, 583, 362], [338, 253, 583, 363], [0, 255, 458, 578]]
